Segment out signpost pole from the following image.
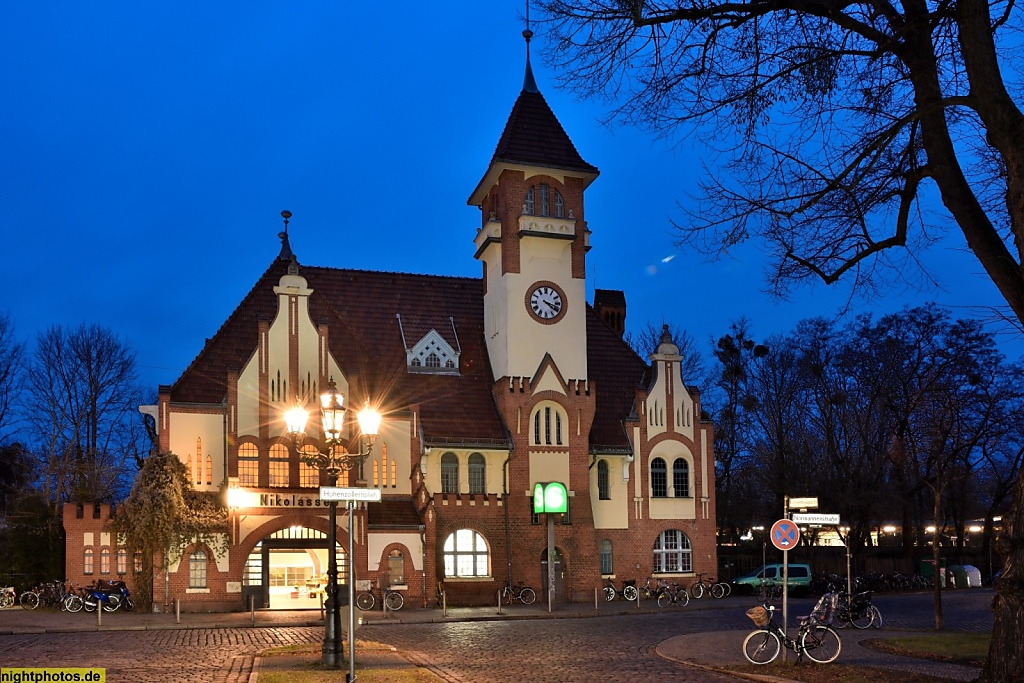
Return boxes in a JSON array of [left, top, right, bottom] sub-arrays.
[[782, 497, 789, 663]]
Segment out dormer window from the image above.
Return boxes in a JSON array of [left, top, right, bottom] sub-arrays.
[[523, 184, 565, 218], [406, 330, 459, 374]]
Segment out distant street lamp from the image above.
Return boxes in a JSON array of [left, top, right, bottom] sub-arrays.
[[285, 378, 380, 677]]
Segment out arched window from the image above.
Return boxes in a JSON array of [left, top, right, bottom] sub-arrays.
[[116, 548, 128, 575], [269, 443, 289, 487], [100, 547, 111, 575], [532, 403, 565, 446], [206, 455, 213, 486], [653, 530, 692, 573], [600, 539, 613, 574], [651, 458, 668, 498], [238, 442, 259, 486], [468, 453, 485, 494], [673, 458, 690, 498], [300, 444, 320, 488], [84, 548, 94, 575], [443, 529, 489, 578], [134, 550, 143, 573], [540, 184, 550, 216], [388, 549, 405, 585], [554, 192, 565, 218], [190, 549, 208, 589], [597, 460, 610, 500], [524, 187, 535, 215], [196, 437, 203, 485], [441, 453, 459, 494]]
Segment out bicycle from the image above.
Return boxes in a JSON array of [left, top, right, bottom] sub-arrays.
[[638, 577, 666, 600], [603, 577, 638, 602], [756, 579, 783, 603], [0, 586, 16, 609], [355, 581, 404, 611], [690, 572, 728, 599], [742, 593, 842, 665], [501, 581, 537, 605], [656, 581, 690, 608], [833, 590, 881, 629]]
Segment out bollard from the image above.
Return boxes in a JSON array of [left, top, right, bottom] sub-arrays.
[[176, 597, 180, 624], [320, 592, 325, 621], [496, 590, 502, 615], [249, 594, 255, 626], [442, 589, 447, 617], [636, 590, 640, 609], [595, 587, 599, 611], [97, 600, 101, 627]]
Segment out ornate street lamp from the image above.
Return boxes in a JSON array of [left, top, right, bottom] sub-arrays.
[[285, 377, 380, 676]]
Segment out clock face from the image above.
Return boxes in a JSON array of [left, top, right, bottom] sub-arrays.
[[529, 284, 564, 321]]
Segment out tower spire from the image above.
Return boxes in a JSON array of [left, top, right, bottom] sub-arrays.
[[522, 3, 539, 93]]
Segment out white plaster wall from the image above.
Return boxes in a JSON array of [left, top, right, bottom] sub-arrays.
[[169, 412, 226, 490], [528, 450, 570, 493], [368, 532, 424, 571]]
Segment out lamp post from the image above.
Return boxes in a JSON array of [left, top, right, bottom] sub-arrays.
[[284, 378, 380, 678]]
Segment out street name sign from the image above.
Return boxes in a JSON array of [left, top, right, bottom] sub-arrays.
[[791, 513, 841, 525], [319, 487, 382, 502], [788, 497, 818, 509]]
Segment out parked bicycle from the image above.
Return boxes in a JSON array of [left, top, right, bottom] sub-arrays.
[[742, 593, 842, 665], [501, 581, 537, 605], [637, 577, 667, 600], [690, 572, 729, 599], [833, 590, 881, 629], [603, 577, 638, 602], [656, 582, 690, 608], [0, 586, 16, 608], [356, 580, 404, 611]]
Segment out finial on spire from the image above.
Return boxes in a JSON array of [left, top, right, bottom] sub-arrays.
[[522, 2, 539, 93], [278, 210, 295, 262]]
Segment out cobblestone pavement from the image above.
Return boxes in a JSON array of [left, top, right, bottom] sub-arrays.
[[0, 590, 995, 683], [0, 626, 322, 682]]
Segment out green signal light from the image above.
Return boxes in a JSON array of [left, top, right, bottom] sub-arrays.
[[533, 482, 568, 514]]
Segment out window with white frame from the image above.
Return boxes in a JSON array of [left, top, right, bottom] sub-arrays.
[[653, 529, 692, 573], [100, 547, 110, 574], [443, 529, 489, 578], [190, 549, 208, 588], [116, 548, 127, 575], [84, 547, 94, 575], [269, 443, 289, 487], [531, 403, 565, 446], [600, 540, 613, 574], [300, 445, 320, 488], [441, 452, 459, 494], [597, 460, 610, 500], [651, 457, 668, 497], [673, 458, 690, 497], [468, 453, 485, 494], [238, 442, 259, 486]]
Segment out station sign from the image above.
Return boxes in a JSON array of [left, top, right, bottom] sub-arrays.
[[788, 497, 818, 509], [532, 482, 568, 514], [791, 513, 840, 525], [320, 487, 383, 502]]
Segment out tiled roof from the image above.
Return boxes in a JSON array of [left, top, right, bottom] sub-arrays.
[[368, 498, 422, 528], [490, 90, 598, 175], [169, 258, 648, 453]]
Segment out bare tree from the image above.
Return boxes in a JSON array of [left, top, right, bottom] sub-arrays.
[[0, 312, 25, 443], [25, 324, 145, 507], [538, 3, 1024, 675]]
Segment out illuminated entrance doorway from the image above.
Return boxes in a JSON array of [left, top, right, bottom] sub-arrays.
[[242, 526, 345, 609]]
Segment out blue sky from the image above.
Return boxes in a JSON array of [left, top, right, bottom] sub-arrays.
[[2, 1, 1019, 393]]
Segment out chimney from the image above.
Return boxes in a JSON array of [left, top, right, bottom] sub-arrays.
[[594, 289, 626, 337]]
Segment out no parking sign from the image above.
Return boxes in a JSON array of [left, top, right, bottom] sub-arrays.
[[770, 519, 800, 551]]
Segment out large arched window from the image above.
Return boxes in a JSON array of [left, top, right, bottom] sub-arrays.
[[651, 458, 668, 497], [100, 547, 111, 575], [468, 453, 486, 495], [189, 549, 208, 588], [600, 539, 613, 575], [269, 443, 289, 487], [238, 442, 259, 486], [443, 529, 489, 578], [441, 452, 459, 494], [388, 549, 405, 585], [84, 548, 94, 575], [523, 184, 565, 218], [597, 460, 610, 500], [532, 403, 565, 446], [653, 529, 693, 573], [673, 458, 690, 498], [116, 548, 128, 576]]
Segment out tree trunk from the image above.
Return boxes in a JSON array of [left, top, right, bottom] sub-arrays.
[[932, 489, 944, 630], [980, 473, 1024, 682]]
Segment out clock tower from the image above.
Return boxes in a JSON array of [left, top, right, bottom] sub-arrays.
[[468, 30, 599, 382]]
